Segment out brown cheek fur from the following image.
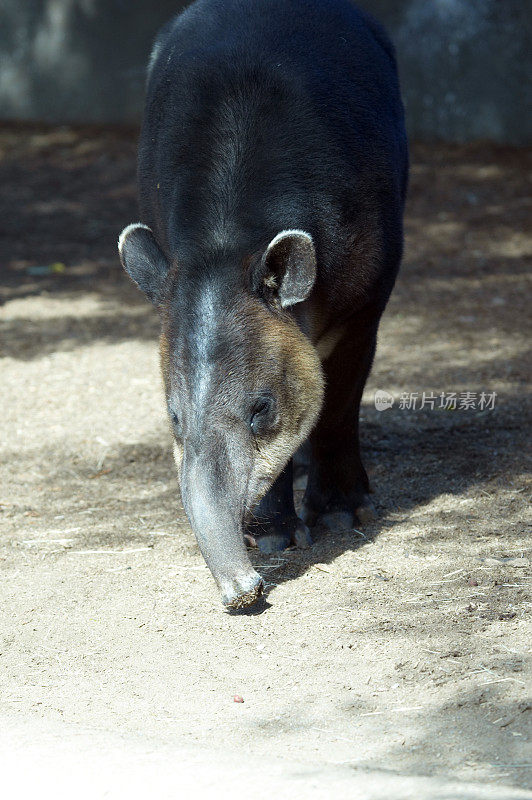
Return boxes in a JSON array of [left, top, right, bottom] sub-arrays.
[[248, 303, 324, 496]]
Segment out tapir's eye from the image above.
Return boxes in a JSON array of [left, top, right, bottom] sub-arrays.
[[250, 395, 275, 436]]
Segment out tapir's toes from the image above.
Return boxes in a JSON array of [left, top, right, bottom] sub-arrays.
[[221, 572, 264, 610]]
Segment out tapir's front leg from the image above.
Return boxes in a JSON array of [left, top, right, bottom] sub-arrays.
[[245, 461, 312, 553], [302, 321, 378, 532]]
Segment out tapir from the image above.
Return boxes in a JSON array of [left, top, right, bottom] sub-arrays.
[[118, 0, 408, 609]]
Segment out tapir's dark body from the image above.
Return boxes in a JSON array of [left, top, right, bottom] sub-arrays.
[[119, 0, 408, 608]]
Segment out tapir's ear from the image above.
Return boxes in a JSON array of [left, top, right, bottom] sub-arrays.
[[259, 230, 317, 308], [118, 222, 170, 305]]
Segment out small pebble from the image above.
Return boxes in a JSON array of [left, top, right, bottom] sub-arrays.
[[233, 695, 244, 703], [467, 577, 479, 586]]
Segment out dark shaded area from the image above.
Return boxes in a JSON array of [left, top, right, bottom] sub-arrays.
[[0, 123, 138, 300]]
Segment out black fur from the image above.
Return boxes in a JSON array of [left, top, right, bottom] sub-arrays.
[[138, 0, 408, 309]]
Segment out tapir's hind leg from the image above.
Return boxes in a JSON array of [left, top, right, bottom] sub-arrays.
[[301, 321, 378, 533], [245, 461, 312, 554]]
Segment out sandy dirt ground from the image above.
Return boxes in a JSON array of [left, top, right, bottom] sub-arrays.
[[0, 125, 531, 798]]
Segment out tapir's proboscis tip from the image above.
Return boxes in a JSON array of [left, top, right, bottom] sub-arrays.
[[222, 575, 265, 611]]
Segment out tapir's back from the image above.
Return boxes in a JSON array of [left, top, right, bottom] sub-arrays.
[[139, 0, 407, 289]]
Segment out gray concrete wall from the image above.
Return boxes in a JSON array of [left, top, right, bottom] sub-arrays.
[[0, 0, 531, 143]]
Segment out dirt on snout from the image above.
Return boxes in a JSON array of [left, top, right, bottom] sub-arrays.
[[0, 124, 531, 798]]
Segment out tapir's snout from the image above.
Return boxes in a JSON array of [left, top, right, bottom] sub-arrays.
[[179, 446, 264, 610]]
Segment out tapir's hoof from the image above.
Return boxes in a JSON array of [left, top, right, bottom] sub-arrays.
[[221, 573, 264, 610]]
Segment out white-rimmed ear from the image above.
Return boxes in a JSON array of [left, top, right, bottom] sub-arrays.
[[118, 222, 170, 305], [259, 230, 317, 308]]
